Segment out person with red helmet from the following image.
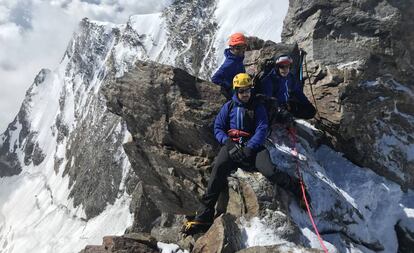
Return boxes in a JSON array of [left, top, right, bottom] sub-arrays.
[[211, 32, 247, 99], [256, 54, 316, 121]]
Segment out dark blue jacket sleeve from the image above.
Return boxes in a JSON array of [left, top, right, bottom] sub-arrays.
[[246, 104, 268, 150], [211, 60, 232, 89], [259, 72, 274, 97], [214, 102, 230, 144]]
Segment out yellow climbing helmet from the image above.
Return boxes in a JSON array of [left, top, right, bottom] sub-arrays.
[[233, 73, 252, 89]]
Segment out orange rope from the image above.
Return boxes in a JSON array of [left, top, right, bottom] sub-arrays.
[[288, 127, 329, 253]]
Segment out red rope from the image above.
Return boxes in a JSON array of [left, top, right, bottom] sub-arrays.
[[288, 127, 329, 253]]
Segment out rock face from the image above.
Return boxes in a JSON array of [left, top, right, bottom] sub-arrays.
[[79, 233, 159, 253], [0, 69, 50, 177], [282, 0, 414, 189], [163, 0, 217, 78], [103, 60, 225, 217]]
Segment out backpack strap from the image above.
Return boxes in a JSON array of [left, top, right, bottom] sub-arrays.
[[226, 100, 235, 129]]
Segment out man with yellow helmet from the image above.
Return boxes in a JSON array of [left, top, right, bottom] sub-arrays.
[[183, 73, 307, 235]]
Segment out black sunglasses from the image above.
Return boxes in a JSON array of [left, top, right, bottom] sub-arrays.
[[232, 45, 247, 50], [238, 88, 252, 94]]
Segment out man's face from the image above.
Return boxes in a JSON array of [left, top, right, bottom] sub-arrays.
[[237, 87, 251, 103], [230, 44, 247, 57], [278, 64, 290, 77]]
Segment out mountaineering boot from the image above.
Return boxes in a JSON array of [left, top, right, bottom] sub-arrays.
[[181, 208, 214, 235], [181, 220, 212, 235]]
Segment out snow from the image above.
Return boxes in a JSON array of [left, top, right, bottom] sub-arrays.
[[7, 118, 21, 153], [157, 242, 189, 253], [0, 160, 133, 253], [337, 60, 362, 69], [240, 216, 288, 247], [304, 145, 412, 252], [239, 125, 414, 252], [113, 13, 172, 77]]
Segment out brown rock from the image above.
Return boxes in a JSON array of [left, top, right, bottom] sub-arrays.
[[192, 214, 243, 253]]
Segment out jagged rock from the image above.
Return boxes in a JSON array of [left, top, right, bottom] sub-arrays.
[[103, 60, 225, 216], [395, 220, 414, 253], [79, 245, 109, 253], [0, 70, 50, 177], [79, 233, 159, 253], [216, 179, 260, 219], [192, 214, 243, 253], [150, 213, 185, 244], [281, 0, 414, 189], [129, 182, 161, 233], [163, 0, 217, 78]]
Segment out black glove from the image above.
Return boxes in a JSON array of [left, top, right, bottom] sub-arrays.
[[224, 138, 236, 150], [228, 144, 246, 163], [263, 58, 275, 73], [274, 105, 295, 125], [242, 147, 254, 160], [287, 96, 300, 113]]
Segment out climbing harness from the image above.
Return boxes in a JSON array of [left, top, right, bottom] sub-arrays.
[[287, 127, 329, 253], [227, 129, 251, 144]]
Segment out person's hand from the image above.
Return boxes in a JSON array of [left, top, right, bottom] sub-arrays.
[[274, 105, 295, 125], [224, 138, 236, 150], [228, 144, 245, 162], [242, 147, 254, 160]]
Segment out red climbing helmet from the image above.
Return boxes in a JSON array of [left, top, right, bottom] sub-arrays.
[[228, 33, 247, 46], [275, 55, 293, 66]]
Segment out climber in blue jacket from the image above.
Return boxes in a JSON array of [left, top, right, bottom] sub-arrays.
[[257, 54, 316, 122], [182, 73, 310, 235], [211, 32, 247, 99]]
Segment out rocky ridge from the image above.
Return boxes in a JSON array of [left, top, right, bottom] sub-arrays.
[[282, 0, 414, 189]]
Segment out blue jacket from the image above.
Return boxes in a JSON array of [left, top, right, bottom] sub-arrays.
[[211, 48, 245, 89], [260, 69, 311, 106], [214, 95, 268, 150]]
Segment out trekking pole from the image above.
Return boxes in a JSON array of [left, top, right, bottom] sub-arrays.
[[303, 52, 322, 120], [287, 127, 329, 253]]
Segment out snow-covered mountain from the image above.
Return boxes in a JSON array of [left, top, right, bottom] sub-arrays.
[[0, 0, 413, 252]]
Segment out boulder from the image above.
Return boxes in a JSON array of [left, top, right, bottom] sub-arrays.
[[192, 214, 243, 253]]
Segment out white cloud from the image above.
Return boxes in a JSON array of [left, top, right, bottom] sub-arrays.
[[0, 0, 172, 133]]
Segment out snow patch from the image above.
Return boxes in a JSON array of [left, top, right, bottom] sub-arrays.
[[157, 242, 189, 253], [337, 60, 362, 69], [240, 216, 287, 247]]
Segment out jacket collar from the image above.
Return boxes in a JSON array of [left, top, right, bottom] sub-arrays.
[[232, 93, 250, 107], [224, 48, 245, 61]]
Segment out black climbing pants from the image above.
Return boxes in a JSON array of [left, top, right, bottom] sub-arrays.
[[195, 145, 300, 223]]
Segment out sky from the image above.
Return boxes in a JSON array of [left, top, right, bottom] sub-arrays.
[[0, 0, 172, 133]]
